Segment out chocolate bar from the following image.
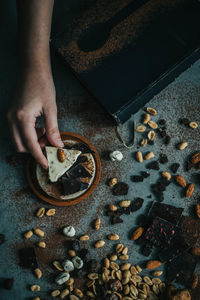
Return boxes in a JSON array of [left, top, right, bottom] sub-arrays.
[[67, 164, 92, 179], [148, 202, 184, 225], [19, 247, 38, 269], [61, 178, 89, 195]]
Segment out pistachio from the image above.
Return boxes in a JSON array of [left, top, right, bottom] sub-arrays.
[[161, 171, 171, 181], [37, 241, 46, 248], [108, 233, 119, 241], [34, 268, 42, 279], [119, 200, 131, 208], [136, 151, 143, 163], [148, 121, 158, 129], [94, 240, 105, 248], [146, 107, 157, 115], [140, 139, 148, 147], [143, 113, 151, 124], [24, 230, 33, 239], [178, 142, 188, 150], [46, 209, 56, 216], [36, 207, 45, 218], [34, 228, 44, 237], [79, 234, 90, 241], [136, 125, 146, 132], [144, 151, 155, 160]]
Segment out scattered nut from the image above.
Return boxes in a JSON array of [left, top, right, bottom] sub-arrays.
[[37, 241, 46, 249], [51, 290, 61, 297], [122, 247, 128, 255], [36, 207, 45, 218], [60, 289, 70, 299], [75, 288, 84, 298], [79, 235, 90, 241], [104, 258, 110, 268], [46, 209, 56, 216], [136, 125, 146, 132], [148, 130, 155, 141], [95, 240, 105, 248], [110, 150, 123, 162], [119, 255, 129, 260], [135, 265, 142, 273], [57, 149, 66, 162], [53, 261, 64, 271], [119, 200, 130, 208], [140, 139, 148, 147], [152, 270, 163, 277], [146, 260, 162, 270], [24, 230, 33, 239], [143, 113, 151, 124], [108, 177, 118, 187], [136, 151, 143, 163], [63, 226, 76, 237], [161, 171, 171, 181], [144, 152, 155, 160], [191, 152, 200, 164], [109, 204, 118, 211], [131, 227, 144, 240], [30, 285, 40, 292], [108, 234, 119, 241], [196, 204, 200, 219], [148, 120, 158, 129], [34, 268, 42, 279], [146, 107, 157, 115], [189, 122, 198, 129], [121, 263, 131, 271], [94, 218, 101, 230], [174, 175, 187, 187], [186, 183, 194, 198], [178, 141, 188, 150], [34, 228, 44, 237], [116, 244, 124, 253], [68, 250, 76, 257]]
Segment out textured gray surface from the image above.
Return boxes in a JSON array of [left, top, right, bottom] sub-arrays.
[[0, 1, 200, 300]]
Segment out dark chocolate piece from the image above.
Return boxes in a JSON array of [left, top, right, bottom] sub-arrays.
[[159, 119, 166, 126], [111, 215, 123, 225], [146, 161, 159, 170], [72, 143, 94, 154], [179, 118, 189, 125], [67, 240, 81, 252], [148, 201, 184, 225], [3, 278, 14, 290], [142, 243, 154, 256], [145, 217, 176, 248], [171, 163, 180, 173], [190, 285, 200, 300], [131, 175, 143, 182], [19, 247, 38, 269], [61, 178, 89, 195], [67, 164, 92, 179], [112, 182, 129, 196], [165, 135, 171, 145], [130, 198, 144, 212], [159, 130, 167, 138], [0, 233, 5, 246], [141, 171, 150, 178], [159, 153, 168, 164], [179, 216, 200, 247], [166, 251, 197, 286]]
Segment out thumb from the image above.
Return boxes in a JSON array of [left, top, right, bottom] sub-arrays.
[[44, 107, 64, 148]]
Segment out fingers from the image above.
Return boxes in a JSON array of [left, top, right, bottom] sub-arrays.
[[36, 127, 46, 139], [7, 113, 27, 152], [44, 107, 64, 148]]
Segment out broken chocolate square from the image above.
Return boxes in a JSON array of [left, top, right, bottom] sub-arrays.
[[112, 182, 129, 196], [0, 234, 5, 246], [166, 251, 197, 286], [67, 164, 92, 179], [145, 217, 176, 248], [141, 171, 150, 178], [3, 278, 14, 290], [171, 163, 180, 173], [131, 175, 143, 182], [159, 154, 168, 164], [61, 178, 89, 195], [130, 198, 144, 212], [19, 247, 38, 269], [146, 161, 160, 170], [111, 215, 123, 225], [148, 202, 184, 225]]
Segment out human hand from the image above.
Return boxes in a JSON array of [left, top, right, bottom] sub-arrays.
[[7, 71, 63, 169]]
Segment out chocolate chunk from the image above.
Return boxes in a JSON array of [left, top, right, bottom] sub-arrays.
[[146, 161, 160, 170], [111, 215, 123, 225], [179, 216, 200, 247], [166, 251, 197, 285], [186, 161, 193, 171], [171, 163, 180, 173], [112, 182, 129, 196], [131, 175, 143, 182], [159, 119, 166, 126], [179, 118, 190, 125], [67, 164, 92, 179], [72, 143, 94, 154], [122, 207, 131, 215], [145, 217, 176, 248], [130, 198, 144, 212], [61, 178, 89, 195], [148, 201, 184, 225], [0, 234, 5, 246], [19, 247, 38, 269], [141, 171, 150, 178], [159, 154, 168, 164], [3, 278, 14, 290], [142, 243, 153, 256], [165, 135, 171, 145], [68, 240, 81, 252]]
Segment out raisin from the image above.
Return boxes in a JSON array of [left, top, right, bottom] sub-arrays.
[[160, 154, 168, 164], [131, 175, 143, 182], [141, 171, 150, 178], [146, 161, 160, 170]]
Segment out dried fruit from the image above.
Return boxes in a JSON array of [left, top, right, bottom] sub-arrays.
[[108, 178, 118, 187], [51, 290, 61, 297], [34, 268, 42, 279], [119, 200, 130, 208], [178, 142, 188, 150], [189, 122, 198, 129], [24, 230, 33, 239], [162, 171, 171, 181], [108, 234, 119, 241], [30, 285, 40, 292], [136, 151, 143, 163], [146, 107, 157, 115], [95, 240, 105, 248], [136, 125, 146, 132], [36, 207, 45, 218], [53, 261, 64, 271], [131, 227, 144, 240], [57, 148, 66, 162], [34, 228, 44, 237], [46, 209, 56, 216], [174, 175, 187, 188], [146, 260, 162, 270], [79, 234, 90, 241], [148, 121, 158, 129], [148, 130, 155, 141], [141, 138, 148, 147], [144, 152, 155, 160], [191, 152, 200, 164], [37, 241, 46, 249], [143, 113, 151, 124], [94, 218, 100, 230], [186, 183, 194, 198], [196, 204, 200, 218]]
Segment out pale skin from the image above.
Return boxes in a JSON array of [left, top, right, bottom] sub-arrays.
[[7, 0, 62, 170]]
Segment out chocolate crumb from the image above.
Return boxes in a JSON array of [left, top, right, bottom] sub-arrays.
[[141, 171, 150, 178], [165, 135, 171, 145], [159, 119, 166, 126], [131, 175, 143, 182], [159, 130, 167, 138], [112, 182, 129, 196], [111, 215, 123, 225], [171, 163, 180, 173], [146, 161, 160, 170], [159, 153, 168, 164]]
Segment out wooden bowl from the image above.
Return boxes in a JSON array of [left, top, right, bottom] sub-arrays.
[[26, 132, 101, 206]]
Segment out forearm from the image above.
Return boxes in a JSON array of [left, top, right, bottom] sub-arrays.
[[17, 0, 54, 75]]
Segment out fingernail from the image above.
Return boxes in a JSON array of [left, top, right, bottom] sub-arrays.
[[56, 140, 64, 147]]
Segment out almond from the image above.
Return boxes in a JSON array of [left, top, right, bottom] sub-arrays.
[[146, 260, 162, 270], [57, 148, 66, 162], [186, 183, 194, 198], [174, 175, 187, 188], [191, 247, 200, 256], [196, 204, 200, 218], [191, 152, 200, 164], [131, 227, 144, 241]]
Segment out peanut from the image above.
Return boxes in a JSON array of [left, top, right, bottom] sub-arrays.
[[24, 230, 33, 239]]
